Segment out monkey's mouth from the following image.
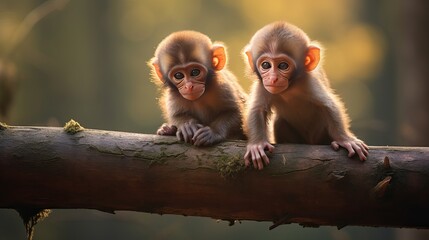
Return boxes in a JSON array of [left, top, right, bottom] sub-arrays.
[[264, 85, 288, 94], [265, 84, 288, 88], [182, 92, 204, 101]]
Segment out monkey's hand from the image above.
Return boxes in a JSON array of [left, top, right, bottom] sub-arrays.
[[244, 141, 274, 170], [192, 126, 223, 147], [176, 121, 202, 144], [331, 138, 369, 161], [156, 123, 178, 136]]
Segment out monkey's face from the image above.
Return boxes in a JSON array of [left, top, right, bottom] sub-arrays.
[[256, 53, 296, 94], [168, 62, 208, 101]]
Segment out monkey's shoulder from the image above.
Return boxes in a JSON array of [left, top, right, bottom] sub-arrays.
[[216, 69, 240, 83]]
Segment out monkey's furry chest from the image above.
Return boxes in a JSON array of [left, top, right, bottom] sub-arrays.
[[272, 97, 331, 144], [188, 105, 220, 124], [172, 96, 226, 124]]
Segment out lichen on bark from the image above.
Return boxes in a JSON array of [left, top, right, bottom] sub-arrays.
[[0, 122, 8, 130], [63, 119, 84, 134]]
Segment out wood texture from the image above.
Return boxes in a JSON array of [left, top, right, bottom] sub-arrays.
[[1, 126, 429, 229]]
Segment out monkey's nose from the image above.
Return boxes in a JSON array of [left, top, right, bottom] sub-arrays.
[[270, 76, 278, 84], [185, 83, 194, 90]]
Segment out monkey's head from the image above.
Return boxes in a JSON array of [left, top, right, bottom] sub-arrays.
[[243, 21, 321, 94], [149, 31, 227, 101]]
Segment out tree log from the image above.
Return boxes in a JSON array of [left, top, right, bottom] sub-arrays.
[[1, 126, 429, 229]]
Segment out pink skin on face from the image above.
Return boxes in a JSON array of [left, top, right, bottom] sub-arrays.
[[256, 54, 296, 94], [168, 63, 208, 101]]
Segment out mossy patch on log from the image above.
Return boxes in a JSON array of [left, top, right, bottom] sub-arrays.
[[0, 122, 8, 130], [63, 119, 84, 134], [215, 154, 246, 178]]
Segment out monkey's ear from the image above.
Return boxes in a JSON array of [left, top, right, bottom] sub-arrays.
[[245, 53, 254, 71], [305, 45, 321, 71], [243, 45, 254, 71], [150, 58, 163, 80], [212, 44, 227, 71]]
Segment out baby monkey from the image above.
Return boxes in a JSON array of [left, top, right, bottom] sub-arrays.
[[243, 21, 369, 170], [149, 31, 247, 146]]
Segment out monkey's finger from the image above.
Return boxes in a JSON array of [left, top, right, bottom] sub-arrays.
[[159, 124, 177, 136], [244, 147, 254, 167], [352, 142, 366, 161], [252, 157, 258, 170], [257, 146, 270, 167], [193, 127, 209, 138], [176, 130, 184, 141], [193, 128, 208, 146], [358, 153, 367, 161], [257, 158, 264, 170], [183, 125, 193, 143], [265, 143, 275, 152], [194, 134, 210, 146], [253, 152, 264, 170], [363, 147, 369, 156], [244, 160, 250, 168], [331, 141, 340, 151], [258, 148, 270, 165], [355, 140, 369, 151], [156, 123, 167, 135], [251, 152, 258, 169], [244, 159, 252, 168], [190, 124, 199, 135], [264, 158, 270, 166], [193, 138, 203, 146], [250, 150, 260, 169], [244, 153, 251, 167], [180, 129, 189, 143], [343, 143, 355, 158], [262, 155, 270, 166], [156, 127, 163, 135], [359, 143, 369, 156], [182, 125, 190, 142], [244, 150, 250, 161]]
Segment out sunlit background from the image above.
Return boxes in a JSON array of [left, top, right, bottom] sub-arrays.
[[1, 0, 428, 239]]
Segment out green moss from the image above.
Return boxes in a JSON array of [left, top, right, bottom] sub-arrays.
[[0, 122, 8, 130], [63, 119, 84, 134], [215, 154, 246, 178]]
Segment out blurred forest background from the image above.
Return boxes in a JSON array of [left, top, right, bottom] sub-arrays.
[[1, 0, 428, 239]]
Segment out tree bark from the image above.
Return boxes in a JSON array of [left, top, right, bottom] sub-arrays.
[[1, 126, 429, 229]]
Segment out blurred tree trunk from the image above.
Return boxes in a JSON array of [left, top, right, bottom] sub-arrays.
[[397, 0, 429, 146], [395, 0, 429, 239]]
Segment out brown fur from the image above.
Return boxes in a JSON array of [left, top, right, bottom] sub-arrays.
[[149, 31, 247, 146], [243, 21, 368, 169]]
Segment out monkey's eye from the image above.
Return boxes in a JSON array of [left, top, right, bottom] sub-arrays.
[[278, 62, 289, 70], [174, 72, 185, 80], [190, 69, 200, 77], [261, 62, 271, 69]]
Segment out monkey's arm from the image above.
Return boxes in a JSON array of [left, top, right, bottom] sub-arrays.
[[162, 93, 201, 144], [325, 96, 369, 161], [192, 108, 243, 146], [244, 83, 274, 170]]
